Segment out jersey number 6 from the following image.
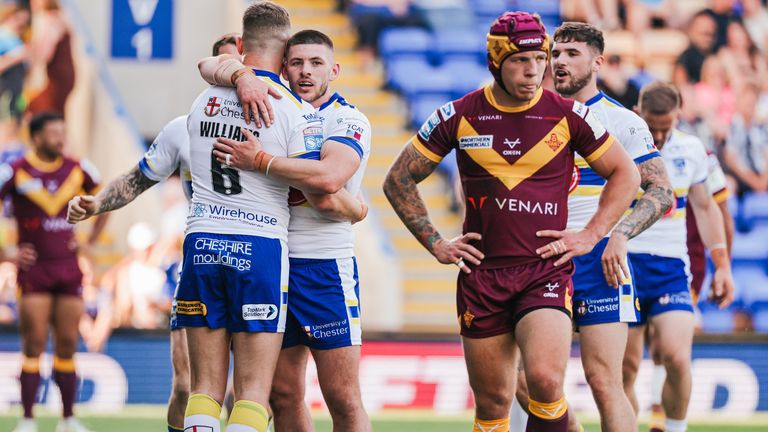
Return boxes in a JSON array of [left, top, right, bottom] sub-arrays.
[[210, 150, 242, 195]]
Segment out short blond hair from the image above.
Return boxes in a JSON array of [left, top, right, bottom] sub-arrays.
[[241, 1, 291, 53]]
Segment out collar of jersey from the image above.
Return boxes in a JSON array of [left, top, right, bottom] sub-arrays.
[[483, 85, 543, 113], [585, 92, 605, 107], [319, 92, 343, 111], [252, 69, 303, 102], [25, 150, 63, 172]]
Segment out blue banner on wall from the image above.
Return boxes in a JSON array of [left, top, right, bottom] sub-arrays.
[[111, 0, 173, 61]]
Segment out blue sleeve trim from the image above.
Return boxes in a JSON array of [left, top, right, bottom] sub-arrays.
[[326, 136, 364, 160], [634, 152, 660, 164], [137, 158, 161, 181], [293, 151, 321, 160]]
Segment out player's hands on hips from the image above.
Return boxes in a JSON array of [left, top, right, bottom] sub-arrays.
[[432, 233, 484, 274], [15, 243, 36, 271], [214, 129, 262, 171], [601, 233, 631, 288], [709, 267, 735, 309], [536, 228, 600, 266], [235, 72, 282, 128], [67, 195, 97, 223]]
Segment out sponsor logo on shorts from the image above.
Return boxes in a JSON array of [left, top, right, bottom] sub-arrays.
[[658, 293, 691, 306], [190, 203, 279, 227], [176, 300, 207, 316], [192, 238, 252, 271], [303, 319, 350, 339], [576, 297, 618, 316], [459, 135, 493, 150], [242, 304, 278, 321], [543, 282, 560, 298], [418, 111, 441, 141], [462, 309, 475, 328]]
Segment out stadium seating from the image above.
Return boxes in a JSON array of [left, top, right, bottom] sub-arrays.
[[379, 27, 433, 63], [698, 302, 736, 333]]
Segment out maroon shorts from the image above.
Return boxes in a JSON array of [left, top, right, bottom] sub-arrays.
[[457, 259, 574, 338], [18, 259, 83, 297]]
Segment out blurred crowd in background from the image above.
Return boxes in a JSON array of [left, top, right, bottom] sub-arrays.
[[2, 0, 768, 346]]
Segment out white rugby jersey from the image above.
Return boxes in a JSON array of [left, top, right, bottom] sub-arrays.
[[567, 92, 659, 230], [628, 129, 708, 258], [287, 93, 372, 259], [139, 115, 193, 199], [186, 70, 322, 241]]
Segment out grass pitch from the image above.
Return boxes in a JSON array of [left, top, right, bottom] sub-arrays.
[[1, 406, 767, 431]]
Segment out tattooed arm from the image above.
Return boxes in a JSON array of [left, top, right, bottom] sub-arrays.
[[382, 142, 483, 273], [601, 156, 674, 286], [613, 157, 674, 239], [67, 166, 158, 223]]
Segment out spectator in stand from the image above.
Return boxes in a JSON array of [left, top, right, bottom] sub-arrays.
[[722, 81, 768, 195], [718, 19, 767, 90], [742, 0, 768, 52], [692, 55, 735, 142], [598, 54, 640, 108], [26, 0, 73, 117], [624, 0, 685, 34], [77, 256, 114, 353], [702, 0, 738, 51], [0, 5, 29, 153], [673, 11, 717, 88], [561, 0, 621, 30], [350, 0, 429, 69]]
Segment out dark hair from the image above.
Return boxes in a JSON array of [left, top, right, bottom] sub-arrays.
[[553, 21, 604, 54], [287, 29, 334, 51], [212, 33, 239, 56], [242, 1, 290, 47], [29, 112, 64, 137], [639, 81, 681, 114]]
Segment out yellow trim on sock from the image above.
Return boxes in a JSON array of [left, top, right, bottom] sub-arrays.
[[53, 356, 76, 373], [185, 393, 222, 418], [650, 410, 666, 429], [473, 417, 510, 432], [228, 400, 269, 431], [529, 397, 568, 420], [21, 356, 40, 373]]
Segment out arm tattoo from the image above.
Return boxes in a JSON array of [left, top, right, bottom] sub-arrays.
[[95, 167, 158, 214], [614, 157, 674, 239], [382, 144, 442, 252]]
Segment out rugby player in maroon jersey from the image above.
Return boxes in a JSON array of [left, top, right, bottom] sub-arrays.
[[383, 11, 639, 432], [4, 113, 108, 432]]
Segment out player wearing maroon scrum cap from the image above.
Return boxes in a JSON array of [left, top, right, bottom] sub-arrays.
[[383, 11, 639, 432]]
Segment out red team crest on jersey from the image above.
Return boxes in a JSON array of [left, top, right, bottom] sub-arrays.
[[545, 133, 564, 151], [204, 97, 221, 117]]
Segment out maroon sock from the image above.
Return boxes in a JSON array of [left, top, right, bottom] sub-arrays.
[[19, 370, 40, 418], [526, 411, 569, 432], [53, 368, 77, 418]]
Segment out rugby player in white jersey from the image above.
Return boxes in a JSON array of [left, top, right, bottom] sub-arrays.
[[622, 82, 734, 432], [66, 33, 270, 432], [180, 4, 365, 432], [511, 22, 674, 432], [199, 29, 372, 432]]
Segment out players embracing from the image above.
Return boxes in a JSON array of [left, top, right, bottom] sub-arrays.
[[384, 11, 639, 432]]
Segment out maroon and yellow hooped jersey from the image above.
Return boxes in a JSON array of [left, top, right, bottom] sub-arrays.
[[414, 86, 615, 268], [0, 152, 100, 262]]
